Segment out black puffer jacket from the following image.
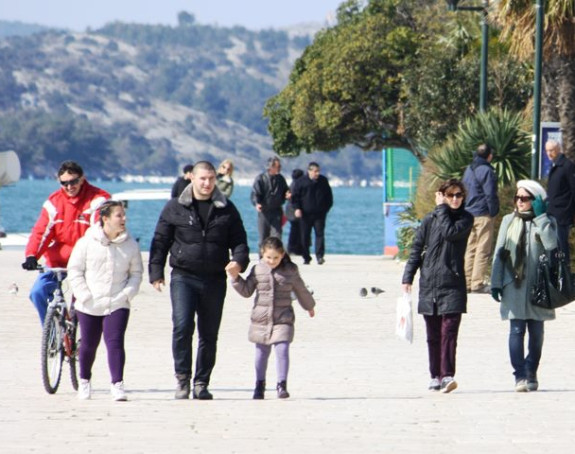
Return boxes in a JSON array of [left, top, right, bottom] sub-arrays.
[[149, 185, 249, 282], [402, 204, 473, 315]]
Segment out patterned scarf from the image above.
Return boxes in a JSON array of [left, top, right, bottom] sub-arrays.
[[503, 209, 535, 283]]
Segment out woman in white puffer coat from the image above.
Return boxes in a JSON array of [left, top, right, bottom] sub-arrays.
[[68, 200, 143, 401]]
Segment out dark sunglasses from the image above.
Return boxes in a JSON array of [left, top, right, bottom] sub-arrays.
[[514, 195, 534, 203], [59, 177, 81, 187], [444, 192, 464, 199]]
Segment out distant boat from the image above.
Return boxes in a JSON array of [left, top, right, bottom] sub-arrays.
[[111, 188, 171, 203]]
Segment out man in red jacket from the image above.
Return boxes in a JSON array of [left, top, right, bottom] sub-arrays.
[[22, 161, 110, 324]]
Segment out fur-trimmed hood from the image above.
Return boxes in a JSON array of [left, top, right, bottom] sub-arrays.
[[177, 183, 228, 208]]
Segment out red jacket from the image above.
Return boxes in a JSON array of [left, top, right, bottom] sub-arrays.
[[25, 181, 110, 267]]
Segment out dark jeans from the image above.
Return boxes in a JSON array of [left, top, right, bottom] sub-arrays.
[[509, 319, 544, 381], [170, 273, 227, 385], [257, 209, 283, 248], [287, 220, 302, 255], [557, 223, 572, 267], [300, 213, 327, 262], [423, 312, 462, 379], [77, 308, 130, 383]]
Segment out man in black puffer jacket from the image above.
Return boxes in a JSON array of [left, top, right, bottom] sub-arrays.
[[149, 161, 249, 401]]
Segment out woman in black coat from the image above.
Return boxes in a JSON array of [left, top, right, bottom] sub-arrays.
[[401, 179, 473, 394]]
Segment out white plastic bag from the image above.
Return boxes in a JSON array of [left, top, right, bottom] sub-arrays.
[[396, 292, 413, 343]]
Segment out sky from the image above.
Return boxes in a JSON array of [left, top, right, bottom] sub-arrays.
[[1, 1, 344, 31]]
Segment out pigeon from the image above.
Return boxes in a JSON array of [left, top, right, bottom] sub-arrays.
[[359, 288, 368, 297], [371, 287, 385, 296], [8, 282, 18, 296]]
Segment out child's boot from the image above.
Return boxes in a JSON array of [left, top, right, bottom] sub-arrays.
[[253, 380, 266, 400], [277, 381, 290, 399]]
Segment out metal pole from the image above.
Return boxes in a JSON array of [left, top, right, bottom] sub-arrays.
[[531, 0, 544, 179], [479, 0, 489, 112]]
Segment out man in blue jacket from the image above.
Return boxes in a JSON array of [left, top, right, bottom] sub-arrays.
[[462, 144, 499, 293]]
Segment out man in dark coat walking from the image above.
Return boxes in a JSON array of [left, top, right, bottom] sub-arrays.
[[291, 162, 333, 265], [545, 140, 575, 265]]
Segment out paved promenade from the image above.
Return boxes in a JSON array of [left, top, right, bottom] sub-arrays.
[[2, 250, 575, 453]]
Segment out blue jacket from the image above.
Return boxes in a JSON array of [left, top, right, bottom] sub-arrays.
[[462, 157, 499, 217]]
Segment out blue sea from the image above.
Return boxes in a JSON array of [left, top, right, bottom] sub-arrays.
[[0, 180, 385, 255]]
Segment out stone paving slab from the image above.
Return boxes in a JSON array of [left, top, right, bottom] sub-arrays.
[[1, 250, 575, 453]]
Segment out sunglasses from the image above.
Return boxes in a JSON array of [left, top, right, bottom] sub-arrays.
[[444, 192, 464, 199], [59, 177, 81, 187], [514, 195, 534, 203]]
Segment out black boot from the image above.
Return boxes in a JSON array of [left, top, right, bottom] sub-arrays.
[[175, 374, 190, 400], [253, 380, 266, 400], [277, 381, 290, 399]]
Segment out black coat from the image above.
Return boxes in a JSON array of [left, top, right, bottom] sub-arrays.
[[547, 154, 575, 226], [149, 185, 249, 282], [251, 172, 289, 212], [402, 204, 473, 315], [291, 175, 333, 216]]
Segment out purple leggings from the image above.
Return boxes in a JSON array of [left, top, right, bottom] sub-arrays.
[[77, 309, 130, 384], [255, 342, 289, 382]]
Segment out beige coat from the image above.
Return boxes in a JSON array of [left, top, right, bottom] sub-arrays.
[[231, 261, 315, 345], [68, 225, 143, 316]]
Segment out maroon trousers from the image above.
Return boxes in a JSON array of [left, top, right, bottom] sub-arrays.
[[423, 312, 462, 379]]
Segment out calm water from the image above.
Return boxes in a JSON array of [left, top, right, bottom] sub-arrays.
[[0, 180, 384, 255]]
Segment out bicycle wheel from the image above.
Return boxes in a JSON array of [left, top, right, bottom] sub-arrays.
[[67, 313, 79, 391], [41, 306, 64, 394]]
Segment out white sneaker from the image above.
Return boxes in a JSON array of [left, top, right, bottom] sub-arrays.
[[78, 379, 91, 400], [111, 381, 128, 401]]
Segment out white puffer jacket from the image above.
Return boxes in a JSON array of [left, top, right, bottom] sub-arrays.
[[67, 224, 143, 316]]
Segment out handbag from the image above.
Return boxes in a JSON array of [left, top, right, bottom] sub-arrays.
[[531, 248, 575, 309], [395, 292, 413, 343]]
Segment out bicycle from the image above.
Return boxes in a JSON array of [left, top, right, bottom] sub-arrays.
[[39, 267, 80, 394]]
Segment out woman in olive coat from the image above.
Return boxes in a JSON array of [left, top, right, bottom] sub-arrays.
[[491, 180, 557, 392]]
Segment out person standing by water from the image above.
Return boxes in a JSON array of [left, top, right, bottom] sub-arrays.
[[171, 164, 194, 198], [462, 143, 499, 293], [216, 159, 234, 198], [251, 156, 289, 248], [21, 161, 110, 324], [149, 161, 250, 400], [545, 140, 575, 267], [67, 200, 143, 401], [291, 162, 333, 265], [490, 180, 557, 392], [227, 237, 315, 400], [401, 179, 473, 393], [286, 169, 304, 255]]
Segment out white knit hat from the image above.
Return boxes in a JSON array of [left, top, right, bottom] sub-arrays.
[[516, 179, 547, 200]]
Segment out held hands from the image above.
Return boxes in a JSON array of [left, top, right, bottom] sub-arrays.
[[22, 256, 38, 271], [225, 261, 241, 280], [402, 283, 412, 294], [532, 195, 546, 217], [491, 288, 502, 302]]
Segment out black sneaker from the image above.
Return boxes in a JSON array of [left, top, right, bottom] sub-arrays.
[[193, 383, 213, 400], [277, 381, 290, 399], [317, 257, 325, 265]]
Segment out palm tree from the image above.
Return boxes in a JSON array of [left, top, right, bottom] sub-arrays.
[[492, 0, 575, 158]]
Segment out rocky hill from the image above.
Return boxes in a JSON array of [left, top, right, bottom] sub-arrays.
[[0, 17, 382, 182]]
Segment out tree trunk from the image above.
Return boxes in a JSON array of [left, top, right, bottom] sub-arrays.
[[557, 54, 575, 160]]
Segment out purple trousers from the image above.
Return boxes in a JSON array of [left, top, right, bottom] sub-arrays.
[[423, 312, 462, 379], [77, 308, 130, 384]]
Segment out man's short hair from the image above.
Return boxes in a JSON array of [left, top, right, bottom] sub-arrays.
[[476, 144, 493, 159], [308, 162, 320, 170], [183, 164, 194, 174], [267, 156, 280, 169], [192, 161, 216, 174], [58, 161, 84, 177]]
